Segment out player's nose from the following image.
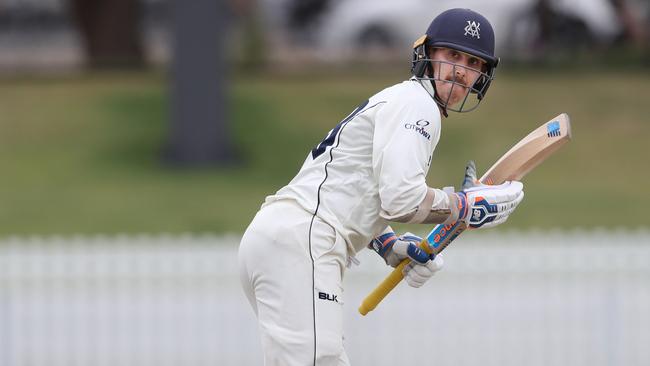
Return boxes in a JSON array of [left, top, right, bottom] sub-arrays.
[[454, 66, 467, 85]]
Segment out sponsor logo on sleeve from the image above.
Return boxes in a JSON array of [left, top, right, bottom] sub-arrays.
[[404, 119, 431, 140]]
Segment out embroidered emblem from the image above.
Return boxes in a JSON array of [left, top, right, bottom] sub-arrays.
[[464, 21, 481, 39]]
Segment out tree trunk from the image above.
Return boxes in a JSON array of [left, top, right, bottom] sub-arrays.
[[164, 0, 235, 166], [69, 0, 145, 69]]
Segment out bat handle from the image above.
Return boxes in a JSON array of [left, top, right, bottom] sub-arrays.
[[358, 257, 410, 315], [358, 221, 466, 315], [358, 240, 433, 316]]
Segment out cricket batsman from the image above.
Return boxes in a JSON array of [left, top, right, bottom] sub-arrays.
[[239, 8, 525, 365]]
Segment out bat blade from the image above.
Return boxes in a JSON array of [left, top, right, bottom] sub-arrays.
[[482, 113, 572, 183], [358, 113, 572, 316]]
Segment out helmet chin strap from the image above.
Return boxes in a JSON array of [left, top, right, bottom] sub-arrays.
[[427, 76, 449, 118]]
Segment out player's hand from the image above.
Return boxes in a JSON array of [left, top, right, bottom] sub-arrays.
[[369, 231, 444, 288], [454, 161, 524, 229]]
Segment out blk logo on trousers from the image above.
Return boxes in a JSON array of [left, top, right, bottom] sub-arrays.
[[318, 292, 338, 303]]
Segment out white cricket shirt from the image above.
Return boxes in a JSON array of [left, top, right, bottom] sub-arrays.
[[264, 78, 443, 254]]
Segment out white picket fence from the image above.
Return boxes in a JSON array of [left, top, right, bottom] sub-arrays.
[[1, 230, 649, 366]]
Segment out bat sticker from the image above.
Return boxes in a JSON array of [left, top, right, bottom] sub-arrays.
[[547, 121, 561, 137]]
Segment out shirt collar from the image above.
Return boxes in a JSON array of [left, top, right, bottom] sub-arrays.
[[410, 77, 448, 118], [413, 77, 435, 96]]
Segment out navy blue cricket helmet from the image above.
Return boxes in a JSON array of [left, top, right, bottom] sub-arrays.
[[412, 8, 499, 113]]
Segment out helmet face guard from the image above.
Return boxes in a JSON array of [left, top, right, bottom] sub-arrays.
[[412, 8, 499, 113], [412, 44, 496, 113]]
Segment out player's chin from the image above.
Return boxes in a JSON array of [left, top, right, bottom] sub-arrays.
[[452, 88, 469, 104], [440, 88, 468, 106]]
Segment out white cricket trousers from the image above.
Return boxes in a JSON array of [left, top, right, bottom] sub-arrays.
[[239, 200, 351, 366]]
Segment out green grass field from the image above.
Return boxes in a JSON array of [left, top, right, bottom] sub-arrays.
[[0, 69, 647, 236]]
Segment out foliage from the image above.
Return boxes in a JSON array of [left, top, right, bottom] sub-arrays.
[[0, 69, 647, 236]]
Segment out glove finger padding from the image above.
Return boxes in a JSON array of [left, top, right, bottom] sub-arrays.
[[464, 181, 523, 200], [370, 231, 432, 267], [403, 255, 444, 288], [391, 233, 431, 265], [462, 181, 524, 229], [472, 190, 524, 229]]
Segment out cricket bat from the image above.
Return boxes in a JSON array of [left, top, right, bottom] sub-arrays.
[[358, 113, 572, 315]]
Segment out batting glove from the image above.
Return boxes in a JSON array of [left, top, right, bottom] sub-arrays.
[[369, 231, 444, 288], [452, 160, 525, 229]]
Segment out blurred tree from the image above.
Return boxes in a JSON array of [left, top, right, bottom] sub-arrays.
[[287, 0, 331, 44], [164, 0, 235, 166], [234, 0, 267, 72], [69, 0, 145, 69], [609, 0, 648, 48], [533, 0, 593, 51]]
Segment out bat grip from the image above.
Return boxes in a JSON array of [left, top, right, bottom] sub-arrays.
[[358, 257, 410, 315], [358, 240, 433, 316]]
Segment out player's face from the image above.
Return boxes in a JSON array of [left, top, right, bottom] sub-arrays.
[[430, 48, 486, 106]]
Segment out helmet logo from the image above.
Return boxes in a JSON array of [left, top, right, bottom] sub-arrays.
[[464, 21, 481, 39]]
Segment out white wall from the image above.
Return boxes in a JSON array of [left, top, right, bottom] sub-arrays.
[[1, 230, 649, 366]]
